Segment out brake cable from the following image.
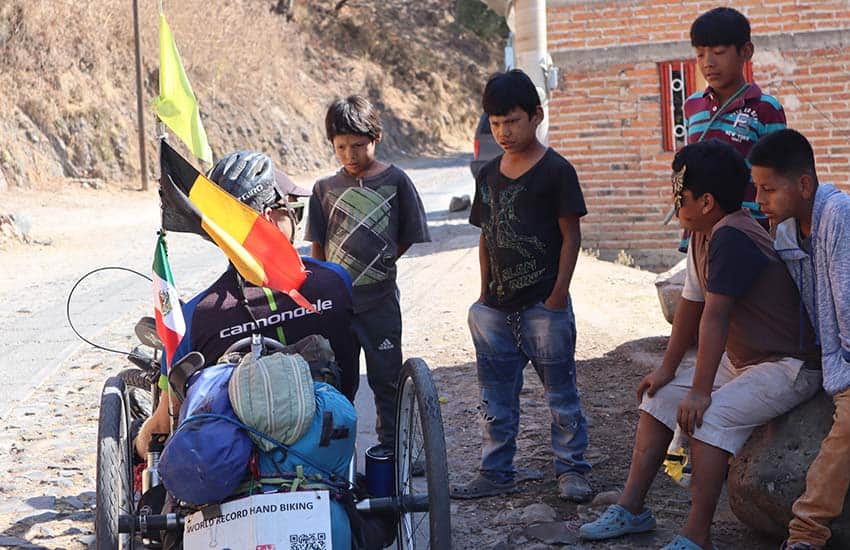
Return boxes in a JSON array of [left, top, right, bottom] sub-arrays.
[[66, 266, 152, 355]]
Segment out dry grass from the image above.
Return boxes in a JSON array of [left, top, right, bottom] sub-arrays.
[[0, 0, 501, 189]]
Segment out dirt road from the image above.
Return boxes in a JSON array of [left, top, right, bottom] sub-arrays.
[[0, 157, 776, 549]]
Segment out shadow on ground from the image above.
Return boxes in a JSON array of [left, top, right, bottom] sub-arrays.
[[0, 491, 94, 548]]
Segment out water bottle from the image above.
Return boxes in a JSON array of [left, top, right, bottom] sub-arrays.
[[365, 444, 395, 498], [142, 433, 167, 493], [663, 427, 692, 487]]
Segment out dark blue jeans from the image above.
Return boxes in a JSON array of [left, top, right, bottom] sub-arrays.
[[468, 300, 590, 483]]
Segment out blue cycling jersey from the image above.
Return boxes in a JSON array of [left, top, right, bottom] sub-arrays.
[[167, 257, 358, 399]]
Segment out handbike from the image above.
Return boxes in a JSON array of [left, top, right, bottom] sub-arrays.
[[95, 325, 451, 549], [95, 317, 163, 550]]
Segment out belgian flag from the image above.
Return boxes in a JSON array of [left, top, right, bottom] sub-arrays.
[[159, 140, 313, 310]]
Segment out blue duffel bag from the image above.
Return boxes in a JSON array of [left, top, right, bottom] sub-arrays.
[[252, 382, 357, 550], [257, 382, 357, 480], [158, 364, 252, 506]]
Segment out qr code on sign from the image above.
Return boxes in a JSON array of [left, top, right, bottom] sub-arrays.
[[289, 532, 327, 550]]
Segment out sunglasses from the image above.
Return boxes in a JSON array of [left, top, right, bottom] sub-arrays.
[[289, 201, 305, 223], [269, 200, 304, 224]]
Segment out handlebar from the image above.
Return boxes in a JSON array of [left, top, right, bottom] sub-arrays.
[[119, 513, 184, 534], [128, 347, 159, 372], [356, 495, 429, 514], [135, 316, 163, 349], [222, 334, 287, 357], [117, 495, 429, 535]]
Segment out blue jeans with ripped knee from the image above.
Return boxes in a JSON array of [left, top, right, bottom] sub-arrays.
[[468, 299, 590, 484]]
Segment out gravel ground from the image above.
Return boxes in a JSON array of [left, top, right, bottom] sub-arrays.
[[0, 170, 779, 549]]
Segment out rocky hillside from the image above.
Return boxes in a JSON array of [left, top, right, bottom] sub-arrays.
[[0, 0, 502, 193]]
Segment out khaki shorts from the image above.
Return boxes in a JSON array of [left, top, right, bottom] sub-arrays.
[[640, 353, 821, 455]]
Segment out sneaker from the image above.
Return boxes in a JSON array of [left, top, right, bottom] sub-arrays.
[[450, 475, 517, 499], [558, 472, 593, 503]]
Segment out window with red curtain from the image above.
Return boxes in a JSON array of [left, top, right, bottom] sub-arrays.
[[658, 59, 753, 151]]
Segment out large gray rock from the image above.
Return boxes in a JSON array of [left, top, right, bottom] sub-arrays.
[[728, 391, 850, 547], [448, 194, 471, 212], [654, 258, 687, 325]]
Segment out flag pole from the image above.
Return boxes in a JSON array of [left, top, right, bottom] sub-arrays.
[[158, 132, 168, 237], [155, 2, 181, 431], [132, 0, 148, 191]]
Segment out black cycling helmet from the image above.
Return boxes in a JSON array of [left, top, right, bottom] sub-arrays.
[[207, 151, 282, 213]]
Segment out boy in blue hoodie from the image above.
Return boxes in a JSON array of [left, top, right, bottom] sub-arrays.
[[751, 129, 850, 550]]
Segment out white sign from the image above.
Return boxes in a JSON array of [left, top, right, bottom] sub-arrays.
[[183, 491, 332, 550]]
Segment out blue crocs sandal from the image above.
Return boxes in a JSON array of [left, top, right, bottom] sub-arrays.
[[659, 534, 718, 550], [579, 504, 656, 540]]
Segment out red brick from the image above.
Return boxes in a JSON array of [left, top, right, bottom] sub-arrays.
[[548, 1, 849, 254]]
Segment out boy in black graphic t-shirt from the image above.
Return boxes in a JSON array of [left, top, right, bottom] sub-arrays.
[[472, 149, 586, 310], [450, 70, 592, 502]]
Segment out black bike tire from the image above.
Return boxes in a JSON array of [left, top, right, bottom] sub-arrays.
[[117, 369, 154, 421], [96, 376, 133, 550], [395, 358, 452, 550], [118, 368, 156, 390]]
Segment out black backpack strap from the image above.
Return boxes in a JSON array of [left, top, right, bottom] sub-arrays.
[[319, 411, 351, 447], [167, 351, 206, 401]]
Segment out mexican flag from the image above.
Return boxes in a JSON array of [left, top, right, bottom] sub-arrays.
[[153, 233, 186, 371]]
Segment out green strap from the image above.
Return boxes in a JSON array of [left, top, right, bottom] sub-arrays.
[[262, 287, 287, 345], [233, 472, 329, 496], [291, 465, 304, 492], [697, 83, 750, 142]]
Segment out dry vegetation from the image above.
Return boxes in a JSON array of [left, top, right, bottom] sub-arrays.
[[0, 0, 502, 192]]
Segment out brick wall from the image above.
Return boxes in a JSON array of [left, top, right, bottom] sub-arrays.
[[548, 0, 850, 50], [773, 49, 850, 182], [546, 0, 850, 266]]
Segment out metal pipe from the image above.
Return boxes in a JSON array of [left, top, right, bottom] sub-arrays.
[[512, 0, 549, 145], [132, 0, 148, 191]]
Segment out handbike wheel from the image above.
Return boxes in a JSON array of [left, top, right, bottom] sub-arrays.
[[117, 368, 155, 421], [395, 358, 451, 549], [96, 376, 134, 549]]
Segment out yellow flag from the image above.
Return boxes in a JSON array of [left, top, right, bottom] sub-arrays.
[[153, 14, 212, 164]]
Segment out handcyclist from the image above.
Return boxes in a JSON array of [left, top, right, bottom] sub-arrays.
[[134, 150, 357, 459]]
